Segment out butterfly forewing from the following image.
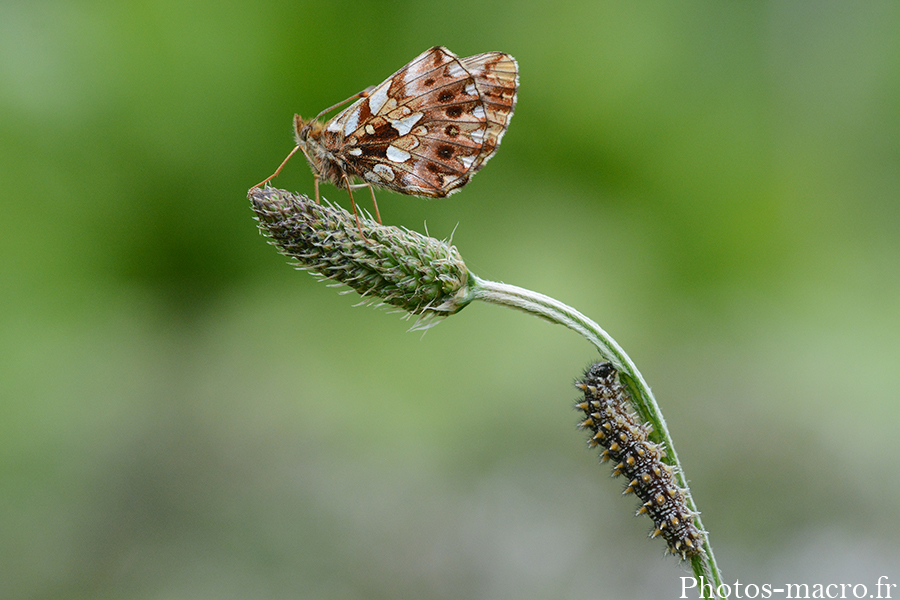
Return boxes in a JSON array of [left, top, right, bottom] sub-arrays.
[[308, 46, 519, 198]]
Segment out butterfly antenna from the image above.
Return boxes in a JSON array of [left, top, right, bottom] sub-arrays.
[[313, 85, 374, 122]]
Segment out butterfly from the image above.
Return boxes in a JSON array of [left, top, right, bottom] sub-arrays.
[[254, 46, 519, 229]]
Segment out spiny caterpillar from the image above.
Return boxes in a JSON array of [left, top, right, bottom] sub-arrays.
[[575, 362, 703, 560]]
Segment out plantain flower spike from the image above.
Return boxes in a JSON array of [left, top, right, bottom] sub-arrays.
[[249, 187, 472, 325]]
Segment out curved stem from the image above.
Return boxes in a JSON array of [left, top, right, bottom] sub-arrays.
[[468, 274, 723, 593]]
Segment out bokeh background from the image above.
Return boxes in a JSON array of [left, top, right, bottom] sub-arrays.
[[3, 1, 899, 598]]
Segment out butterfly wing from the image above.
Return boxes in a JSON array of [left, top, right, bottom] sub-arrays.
[[332, 47, 519, 197], [457, 51, 519, 173]]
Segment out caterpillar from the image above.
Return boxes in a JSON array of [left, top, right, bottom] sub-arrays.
[[575, 362, 703, 560]]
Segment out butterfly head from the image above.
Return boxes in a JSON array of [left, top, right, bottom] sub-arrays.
[[292, 113, 346, 186], [293, 114, 316, 151], [291, 115, 322, 169]]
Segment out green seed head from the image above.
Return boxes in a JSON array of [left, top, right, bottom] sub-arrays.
[[250, 187, 472, 324]]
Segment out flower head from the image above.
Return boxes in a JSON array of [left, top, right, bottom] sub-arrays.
[[250, 187, 472, 323]]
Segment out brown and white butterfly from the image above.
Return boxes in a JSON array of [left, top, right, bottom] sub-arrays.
[[254, 46, 519, 227]]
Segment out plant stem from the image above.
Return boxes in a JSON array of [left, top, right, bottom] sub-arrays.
[[467, 274, 724, 592], [250, 187, 724, 595]]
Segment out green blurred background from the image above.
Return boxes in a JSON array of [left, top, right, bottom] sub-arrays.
[[2, 1, 899, 598]]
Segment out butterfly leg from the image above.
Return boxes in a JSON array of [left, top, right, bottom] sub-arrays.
[[341, 174, 367, 239], [252, 144, 301, 189], [345, 182, 381, 224], [366, 184, 381, 224]]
